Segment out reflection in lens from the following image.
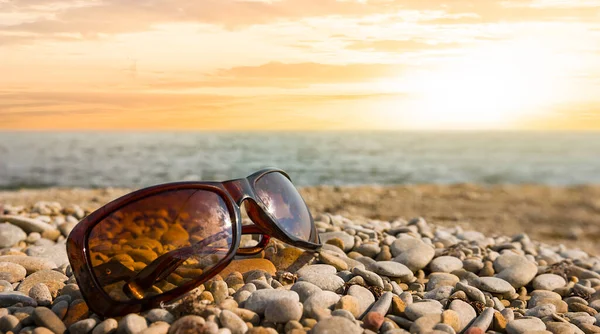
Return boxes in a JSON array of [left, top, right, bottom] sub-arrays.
[[87, 189, 233, 302], [254, 172, 312, 241]]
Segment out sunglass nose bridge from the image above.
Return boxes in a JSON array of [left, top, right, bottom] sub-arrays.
[[223, 178, 254, 203]]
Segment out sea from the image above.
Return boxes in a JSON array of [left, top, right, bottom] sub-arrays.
[[1, 131, 599, 189]]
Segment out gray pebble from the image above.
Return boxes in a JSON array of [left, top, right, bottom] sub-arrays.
[[298, 273, 345, 292], [404, 300, 443, 321], [429, 256, 463, 273], [0, 223, 27, 248], [51, 300, 68, 320], [92, 318, 118, 334], [69, 318, 97, 334], [391, 236, 435, 271], [525, 304, 556, 318], [506, 317, 546, 334], [352, 267, 384, 288], [472, 277, 516, 295], [368, 261, 414, 282], [455, 282, 486, 304], [290, 281, 322, 302], [117, 314, 148, 334], [210, 280, 228, 304], [449, 299, 476, 332], [145, 309, 174, 324], [265, 297, 303, 323], [355, 243, 381, 258], [244, 289, 299, 315], [346, 285, 375, 319], [0, 256, 57, 275], [468, 307, 494, 331], [304, 291, 341, 319], [311, 316, 362, 334], [319, 232, 355, 252], [139, 322, 170, 334], [370, 291, 393, 315], [532, 274, 566, 291], [0, 291, 37, 307], [0, 314, 20, 333]]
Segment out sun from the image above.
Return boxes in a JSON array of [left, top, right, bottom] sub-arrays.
[[379, 41, 567, 130]]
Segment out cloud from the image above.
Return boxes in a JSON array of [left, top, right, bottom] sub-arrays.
[[142, 62, 406, 89], [346, 39, 464, 53]]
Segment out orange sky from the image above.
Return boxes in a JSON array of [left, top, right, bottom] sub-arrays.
[[1, 0, 599, 130]]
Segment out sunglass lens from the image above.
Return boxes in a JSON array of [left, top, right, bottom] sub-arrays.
[[254, 172, 313, 241], [87, 189, 233, 302]]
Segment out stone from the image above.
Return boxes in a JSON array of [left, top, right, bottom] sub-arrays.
[[455, 282, 486, 304], [290, 281, 322, 302], [25, 244, 69, 267], [304, 291, 341, 319], [0, 262, 26, 283], [430, 256, 463, 273], [63, 299, 89, 327], [0, 314, 20, 333], [319, 251, 348, 271], [0, 256, 57, 275], [532, 274, 567, 291], [319, 232, 355, 252], [426, 273, 460, 291], [298, 273, 344, 292], [410, 313, 442, 333], [493, 311, 508, 332], [297, 264, 337, 277], [525, 304, 556, 318], [335, 295, 361, 318], [244, 289, 299, 315], [311, 316, 363, 334], [69, 318, 97, 334], [264, 297, 303, 323], [442, 310, 461, 332], [51, 301, 69, 320], [0, 223, 26, 248], [210, 280, 228, 305], [269, 247, 305, 271], [168, 315, 209, 334], [17, 270, 67, 297], [346, 284, 375, 318], [469, 307, 494, 332], [0, 291, 37, 307], [219, 310, 248, 334], [449, 299, 476, 332], [139, 322, 170, 334], [0, 216, 56, 234], [363, 312, 385, 331], [370, 291, 393, 316], [32, 306, 67, 334], [352, 267, 384, 288], [506, 317, 546, 334], [145, 309, 175, 324], [118, 314, 148, 334], [29, 283, 52, 306], [472, 277, 516, 295], [369, 261, 414, 282], [494, 254, 537, 288], [219, 259, 276, 278], [405, 300, 443, 321], [392, 236, 435, 271]]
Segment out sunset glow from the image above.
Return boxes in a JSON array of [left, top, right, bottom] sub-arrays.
[[1, 0, 599, 130]]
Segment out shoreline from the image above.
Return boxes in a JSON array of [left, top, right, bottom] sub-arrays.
[[2, 184, 600, 254]]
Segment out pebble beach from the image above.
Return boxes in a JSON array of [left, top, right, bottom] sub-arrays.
[[1, 187, 600, 334]]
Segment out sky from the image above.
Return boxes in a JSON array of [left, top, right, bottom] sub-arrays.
[[1, 0, 599, 130]]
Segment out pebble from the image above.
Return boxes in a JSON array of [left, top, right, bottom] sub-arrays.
[[352, 267, 384, 288], [355, 243, 381, 258], [264, 297, 303, 323], [0, 262, 27, 283], [532, 274, 567, 291], [244, 289, 299, 315], [290, 281, 322, 302], [69, 318, 97, 334], [319, 251, 349, 271], [494, 254, 537, 288], [0, 256, 57, 274], [0, 215, 57, 234], [145, 309, 175, 324], [29, 283, 52, 306], [0, 291, 37, 307], [472, 277, 516, 295], [506, 317, 546, 334], [319, 232, 355, 252], [391, 235, 435, 271], [346, 284, 375, 318], [449, 299, 476, 332], [0, 222, 27, 248], [51, 301, 68, 320], [168, 315, 207, 334], [32, 306, 66, 334], [311, 316, 363, 334], [368, 261, 414, 282], [370, 291, 393, 315], [219, 310, 248, 334], [430, 256, 463, 273], [525, 304, 556, 318], [304, 291, 341, 319], [335, 295, 361, 318], [118, 314, 148, 334], [139, 322, 170, 334], [469, 307, 494, 331], [17, 270, 67, 297], [405, 300, 444, 321]]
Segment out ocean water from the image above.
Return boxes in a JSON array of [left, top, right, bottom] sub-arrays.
[[0, 131, 599, 189]]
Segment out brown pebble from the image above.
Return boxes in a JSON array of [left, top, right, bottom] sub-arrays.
[[571, 302, 598, 316], [325, 238, 345, 250], [464, 328, 484, 334], [199, 291, 214, 303], [63, 299, 89, 327], [391, 296, 406, 316], [492, 311, 507, 332], [442, 310, 460, 332], [581, 324, 600, 334]]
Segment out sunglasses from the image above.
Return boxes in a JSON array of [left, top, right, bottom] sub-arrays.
[[66, 168, 321, 316]]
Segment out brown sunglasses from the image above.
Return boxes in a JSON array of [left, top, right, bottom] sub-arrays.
[[66, 168, 321, 316]]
